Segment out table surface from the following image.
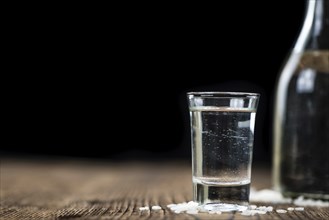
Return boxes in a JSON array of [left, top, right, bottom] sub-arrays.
[[1, 158, 328, 220]]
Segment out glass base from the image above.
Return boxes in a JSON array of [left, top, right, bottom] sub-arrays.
[[193, 182, 250, 206], [201, 203, 248, 212]]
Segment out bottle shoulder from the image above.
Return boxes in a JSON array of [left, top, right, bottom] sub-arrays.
[[297, 50, 329, 73]]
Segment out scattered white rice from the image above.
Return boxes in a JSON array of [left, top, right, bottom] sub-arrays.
[[241, 210, 267, 216], [165, 201, 222, 214], [139, 203, 305, 215], [163, 202, 276, 215], [250, 188, 292, 203], [293, 196, 329, 207], [251, 188, 329, 207], [151, 205, 162, 210], [139, 188, 329, 215], [249, 204, 257, 210], [186, 209, 199, 214], [287, 206, 305, 211], [168, 201, 200, 214], [294, 207, 305, 211], [166, 204, 176, 208], [139, 206, 150, 211], [257, 206, 273, 212], [240, 205, 273, 216]]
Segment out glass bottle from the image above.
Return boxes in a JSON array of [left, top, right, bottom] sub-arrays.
[[273, 0, 329, 200]]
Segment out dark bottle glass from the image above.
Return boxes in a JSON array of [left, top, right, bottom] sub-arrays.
[[273, 0, 329, 200]]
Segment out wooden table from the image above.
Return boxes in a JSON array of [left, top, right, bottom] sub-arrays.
[[1, 158, 328, 219]]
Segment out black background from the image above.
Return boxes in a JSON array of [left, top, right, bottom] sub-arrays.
[[3, 2, 306, 163]]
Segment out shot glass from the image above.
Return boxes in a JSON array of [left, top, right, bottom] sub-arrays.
[[187, 92, 260, 211]]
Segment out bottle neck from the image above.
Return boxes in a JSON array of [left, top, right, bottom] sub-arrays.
[[308, 0, 329, 49], [294, 0, 329, 52]]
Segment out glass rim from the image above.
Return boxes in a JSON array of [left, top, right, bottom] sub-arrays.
[[187, 91, 260, 98]]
